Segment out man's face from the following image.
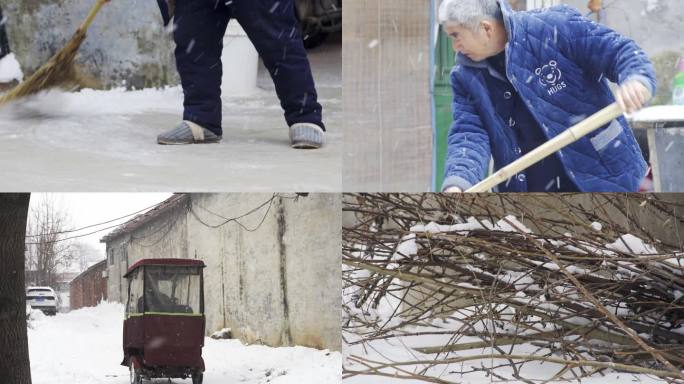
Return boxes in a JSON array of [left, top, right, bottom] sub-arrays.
[[444, 22, 495, 62]]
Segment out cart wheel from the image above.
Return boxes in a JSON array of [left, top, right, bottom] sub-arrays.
[[192, 372, 203, 384], [129, 363, 142, 384]]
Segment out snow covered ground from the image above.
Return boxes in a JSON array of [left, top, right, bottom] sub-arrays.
[[344, 317, 672, 384], [27, 302, 341, 384], [0, 41, 341, 192]]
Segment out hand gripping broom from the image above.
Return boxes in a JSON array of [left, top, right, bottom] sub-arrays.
[[0, 0, 108, 107], [466, 102, 624, 192]]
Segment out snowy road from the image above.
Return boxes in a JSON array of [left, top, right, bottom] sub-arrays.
[[0, 41, 341, 192], [28, 302, 341, 384]]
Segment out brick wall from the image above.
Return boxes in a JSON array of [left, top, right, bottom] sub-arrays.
[[69, 260, 108, 310]]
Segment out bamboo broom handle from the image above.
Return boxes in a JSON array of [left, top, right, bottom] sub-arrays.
[[466, 102, 623, 192], [78, 0, 108, 32]]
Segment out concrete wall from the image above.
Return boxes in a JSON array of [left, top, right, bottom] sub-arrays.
[[104, 193, 341, 351], [185, 193, 341, 351], [70, 260, 107, 310], [562, 0, 683, 57], [560, 0, 683, 104], [105, 235, 129, 304], [278, 194, 341, 351], [105, 203, 188, 303], [2, 0, 178, 88], [343, 0, 432, 191]]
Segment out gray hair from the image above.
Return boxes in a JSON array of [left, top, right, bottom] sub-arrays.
[[438, 0, 503, 30]]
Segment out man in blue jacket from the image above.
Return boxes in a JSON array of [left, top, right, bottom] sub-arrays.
[[150, 0, 325, 147], [439, 0, 655, 192]]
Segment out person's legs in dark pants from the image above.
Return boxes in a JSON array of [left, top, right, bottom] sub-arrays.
[[233, 0, 325, 134], [0, 4, 21, 92], [0, 5, 10, 60], [173, 0, 230, 137], [160, 0, 325, 147]]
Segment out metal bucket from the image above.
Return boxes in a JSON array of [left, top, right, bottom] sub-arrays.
[[629, 105, 684, 192]]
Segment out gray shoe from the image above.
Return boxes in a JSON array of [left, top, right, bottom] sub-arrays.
[[157, 121, 222, 145], [289, 123, 324, 149]]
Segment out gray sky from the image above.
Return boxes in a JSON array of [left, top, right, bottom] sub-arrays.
[[27, 193, 173, 262]]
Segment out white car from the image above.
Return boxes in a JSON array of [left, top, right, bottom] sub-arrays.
[[26, 286, 57, 316]]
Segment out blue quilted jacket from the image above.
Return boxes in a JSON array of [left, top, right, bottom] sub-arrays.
[[442, 0, 654, 192]]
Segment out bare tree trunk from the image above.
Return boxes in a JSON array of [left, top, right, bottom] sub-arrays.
[[0, 193, 32, 384]]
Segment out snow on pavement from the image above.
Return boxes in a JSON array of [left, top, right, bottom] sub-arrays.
[[28, 302, 341, 384], [0, 41, 341, 192]]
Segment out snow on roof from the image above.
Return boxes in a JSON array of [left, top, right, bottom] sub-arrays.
[[124, 258, 206, 277], [26, 286, 54, 291], [70, 259, 107, 284], [100, 194, 189, 243]]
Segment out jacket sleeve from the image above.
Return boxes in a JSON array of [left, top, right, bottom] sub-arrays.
[[441, 70, 492, 192], [552, 7, 656, 95]]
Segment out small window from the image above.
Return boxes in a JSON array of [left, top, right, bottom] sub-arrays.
[[108, 249, 114, 266], [144, 266, 202, 314], [126, 269, 144, 316]]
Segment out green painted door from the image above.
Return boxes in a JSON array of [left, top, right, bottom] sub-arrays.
[[433, 25, 456, 191]]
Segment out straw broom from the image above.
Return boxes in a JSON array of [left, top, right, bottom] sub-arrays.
[[0, 0, 108, 107]]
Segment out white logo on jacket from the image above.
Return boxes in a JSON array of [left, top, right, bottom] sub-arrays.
[[535, 60, 567, 96]]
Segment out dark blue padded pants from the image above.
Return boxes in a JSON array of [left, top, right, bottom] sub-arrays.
[[173, 0, 324, 136], [0, 6, 10, 60]]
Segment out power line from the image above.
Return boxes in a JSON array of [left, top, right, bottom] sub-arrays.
[[131, 205, 188, 248], [25, 201, 165, 238], [25, 193, 295, 246], [190, 194, 278, 232], [25, 199, 174, 245], [192, 194, 277, 228], [24, 221, 135, 245]]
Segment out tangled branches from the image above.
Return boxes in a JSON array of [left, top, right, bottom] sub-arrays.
[[343, 193, 684, 383]]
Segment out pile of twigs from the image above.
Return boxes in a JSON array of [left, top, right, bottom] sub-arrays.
[[343, 193, 684, 382]]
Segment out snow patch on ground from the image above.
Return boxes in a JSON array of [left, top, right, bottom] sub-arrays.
[[344, 308, 670, 384], [28, 302, 341, 383], [0, 87, 184, 120]]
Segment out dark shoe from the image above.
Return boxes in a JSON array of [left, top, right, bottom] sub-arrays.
[[289, 123, 324, 149], [157, 121, 222, 145]]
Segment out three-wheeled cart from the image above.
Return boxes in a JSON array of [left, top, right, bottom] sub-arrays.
[[121, 258, 206, 384]]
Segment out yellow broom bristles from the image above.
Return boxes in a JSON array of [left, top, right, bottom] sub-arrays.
[[0, 0, 106, 106]]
